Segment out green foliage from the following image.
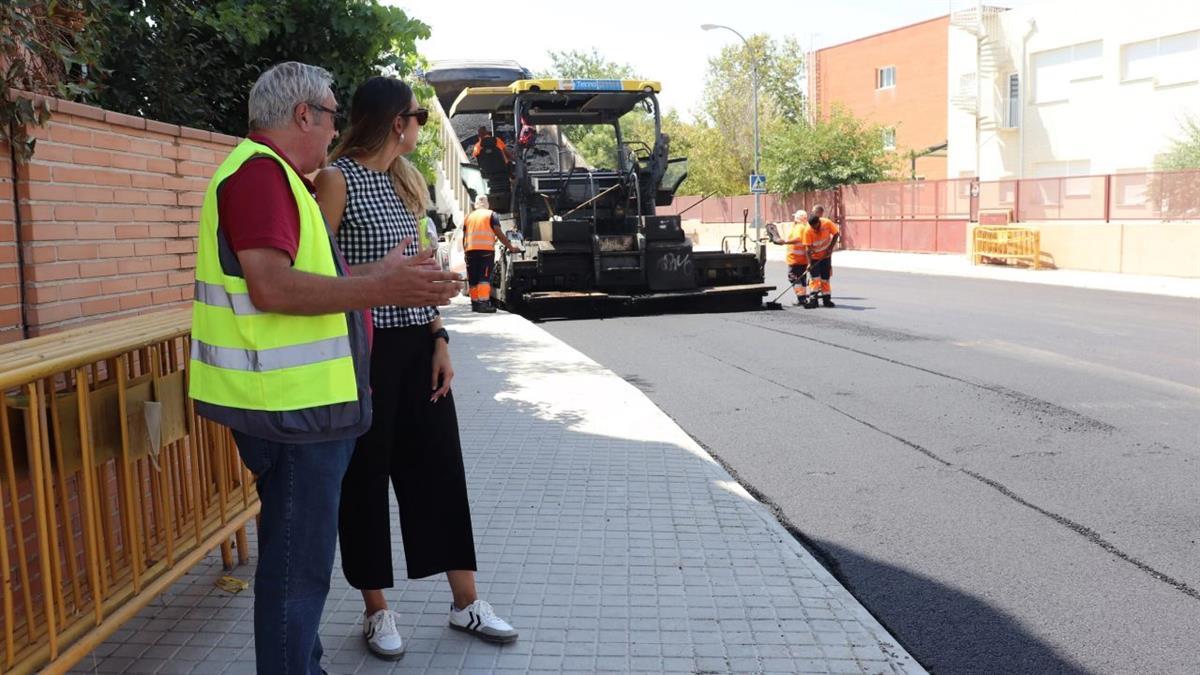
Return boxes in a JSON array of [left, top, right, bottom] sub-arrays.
[[763, 106, 898, 193], [0, 1, 103, 163], [1156, 116, 1200, 170], [92, 1, 431, 137], [539, 48, 643, 169]]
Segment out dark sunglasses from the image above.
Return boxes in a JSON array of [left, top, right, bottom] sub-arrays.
[[308, 103, 345, 125], [398, 108, 429, 126]]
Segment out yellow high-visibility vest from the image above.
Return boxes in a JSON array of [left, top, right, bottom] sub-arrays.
[[189, 139, 358, 411]]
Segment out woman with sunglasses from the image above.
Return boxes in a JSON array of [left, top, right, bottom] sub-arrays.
[[314, 76, 518, 660]]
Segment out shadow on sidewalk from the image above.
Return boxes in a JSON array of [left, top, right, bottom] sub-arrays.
[[806, 538, 1091, 675]]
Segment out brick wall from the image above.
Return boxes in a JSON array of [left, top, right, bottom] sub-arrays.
[[6, 97, 238, 339]]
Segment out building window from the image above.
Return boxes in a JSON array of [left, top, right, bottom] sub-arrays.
[[1033, 40, 1103, 103], [876, 66, 896, 90], [1122, 30, 1199, 86], [882, 127, 896, 150], [1004, 73, 1020, 128]]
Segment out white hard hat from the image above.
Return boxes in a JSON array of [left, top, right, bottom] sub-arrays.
[[793, 209, 808, 221], [474, 195, 489, 209]]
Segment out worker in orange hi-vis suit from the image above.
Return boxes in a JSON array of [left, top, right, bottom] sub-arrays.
[[462, 195, 519, 313], [801, 211, 840, 309], [777, 209, 811, 306]]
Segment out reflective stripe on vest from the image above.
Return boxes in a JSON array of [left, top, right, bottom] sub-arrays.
[[464, 209, 496, 251], [192, 335, 352, 372], [194, 279, 261, 315], [189, 139, 358, 412]]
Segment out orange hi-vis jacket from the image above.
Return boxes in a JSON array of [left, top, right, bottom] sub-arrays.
[[803, 219, 840, 260], [785, 221, 809, 266], [464, 208, 497, 252]]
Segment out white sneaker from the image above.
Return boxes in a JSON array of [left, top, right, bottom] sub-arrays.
[[448, 599, 518, 643], [362, 609, 405, 660]]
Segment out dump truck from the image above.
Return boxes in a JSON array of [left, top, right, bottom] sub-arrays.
[[440, 76, 770, 316]]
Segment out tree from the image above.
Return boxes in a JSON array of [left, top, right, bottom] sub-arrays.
[[93, 1, 430, 137], [538, 48, 644, 169], [762, 106, 898, 193], [0, 1, 103, 163], [690, 34, 807, 195], [1156, 116, 1200, 170]]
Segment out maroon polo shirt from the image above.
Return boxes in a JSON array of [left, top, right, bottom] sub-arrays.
[[217, 132, 306, 261]]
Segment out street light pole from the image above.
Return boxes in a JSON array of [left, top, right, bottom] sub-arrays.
[[701, 23, 762, 252]]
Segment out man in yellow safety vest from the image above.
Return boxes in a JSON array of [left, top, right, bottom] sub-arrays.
[[189, 61, 460, 674]]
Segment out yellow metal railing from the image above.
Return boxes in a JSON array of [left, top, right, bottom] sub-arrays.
[[972, 225, 1041, 269], [0, 307, 257, 674]]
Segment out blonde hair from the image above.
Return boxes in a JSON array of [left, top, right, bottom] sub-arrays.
[[388, 156, 429, 216]]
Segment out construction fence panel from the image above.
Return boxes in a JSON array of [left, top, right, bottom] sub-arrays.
[[0, 308, 256, 674]]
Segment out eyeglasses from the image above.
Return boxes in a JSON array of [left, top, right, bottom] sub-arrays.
[[398, 108, 429, 126], [307, 103, 345, 125]]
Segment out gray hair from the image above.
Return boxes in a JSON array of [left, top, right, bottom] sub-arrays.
[[248, 62, 334, 130], [474, 195, 489, 209]]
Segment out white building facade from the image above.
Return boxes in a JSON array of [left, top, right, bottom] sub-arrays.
[[947, 0, 1200, 181]]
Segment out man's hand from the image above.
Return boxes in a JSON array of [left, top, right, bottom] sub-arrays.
[[377, 239, 461, 307]]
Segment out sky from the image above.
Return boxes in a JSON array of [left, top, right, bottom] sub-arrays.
[[390, 0, 1043, 119]]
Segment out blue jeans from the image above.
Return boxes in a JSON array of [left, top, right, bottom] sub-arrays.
[[233, 431, 356, 675]]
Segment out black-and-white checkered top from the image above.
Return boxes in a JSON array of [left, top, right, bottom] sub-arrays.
[[332, 156, 437, 328]]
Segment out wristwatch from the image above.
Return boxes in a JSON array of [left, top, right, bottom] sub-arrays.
[[432, 327, 450, 345]]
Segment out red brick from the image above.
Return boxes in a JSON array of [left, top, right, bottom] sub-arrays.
[[98, 242, 135, 258], [75, 187, 116, 204], [128, 139, 163, 157], [160, 144, 180, 159], [211, 133, 239, 146], [148, 224, 176, 238], [134, 242, 167, 256], [91, 171, 132, 188], [168, 271, 193, 286], [56, 244, 99, 261], [0, 247, 15, 264], [0, 267, 18, 284], [111, 154, 149, 171], [163, 176, 206, 191], [119, 292, 154, 310], [54, 205, 97, 221], [96, 207, 136, 222], [146, 191, 176, 206], [0, 285, 19, 305], [73, 149, 113, 167], [26, 183, 76, 201], [28, 302, 82, 324], [51, 166, 97, 185], [22, 163, 51, 181], [48, 124, 92, 146], [29, 246, 57, 263], [103, 111, 147, 130], [145, 120, 181, 137], [147, 158, 176, 174], [25, 223, 75, 240], [136, 274, 168, 290], [118, 258, 152, 274], [165, 239, 193, 254], [82, 297, 120, 315], [131, 174, 165, 189], [78, 260, 118, 277], [75, 224, 117, 240], [113, 189, 148, 205], [177, 161, 213, 178], [178, 254, 196, 268], [135, 208, 166, 222], [163, 208, 192, 222], [26, 285, 59, 303], [115, 225, 149, 239], [183, 146, 218, 163], [59, 281, 103, 300], [149, 255, 179, 272], [32, 142, 72, 163], [56, 100, 107, 121], [92, 132, 132, 152], [179, 127, 212, 142], [100, 277, 137, 294], [26, 262, 79, 282], [152, 287, 183, 304]]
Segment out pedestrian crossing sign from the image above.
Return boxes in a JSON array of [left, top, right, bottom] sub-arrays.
[[749, 174, 767, 194]]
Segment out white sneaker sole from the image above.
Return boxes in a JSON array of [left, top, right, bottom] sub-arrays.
[[449, 622, 519, 644]]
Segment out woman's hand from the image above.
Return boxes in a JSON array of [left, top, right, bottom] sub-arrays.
[[430, 340, 454, 402]]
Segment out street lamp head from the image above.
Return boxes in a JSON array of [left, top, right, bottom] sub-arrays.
[[700, 24, 718, 31]]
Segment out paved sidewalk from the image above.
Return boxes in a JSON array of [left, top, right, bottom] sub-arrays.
[[71, 300, 922, 675], [764, 247, 1200, 298]]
